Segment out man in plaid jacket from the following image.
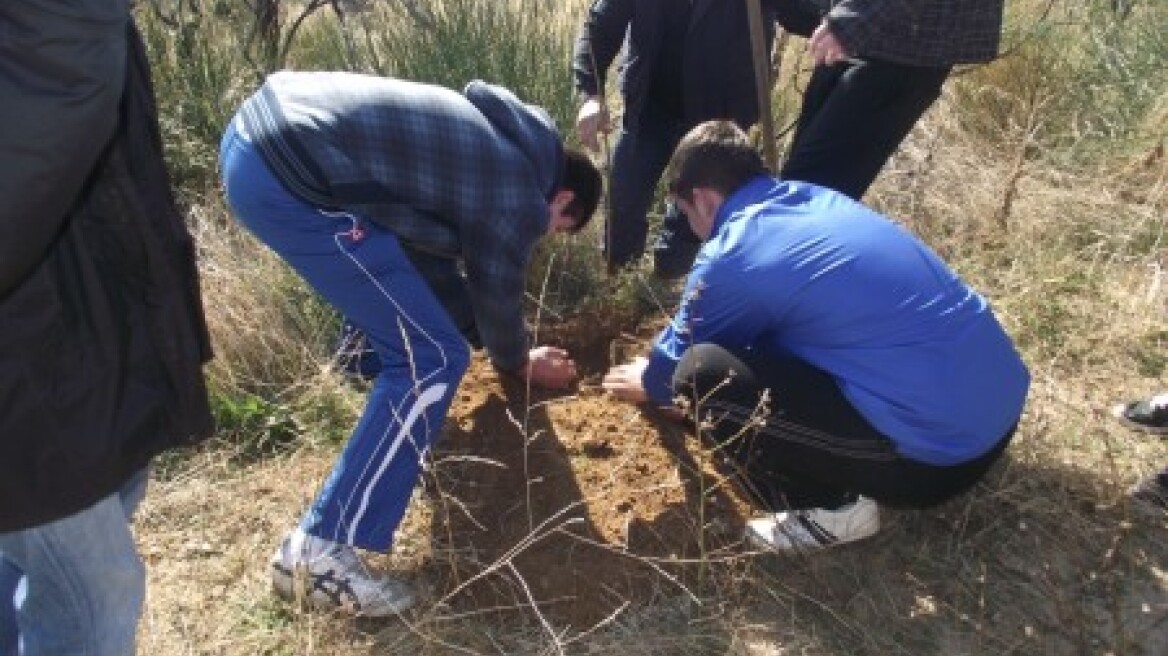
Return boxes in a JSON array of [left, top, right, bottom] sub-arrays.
[[221, 72, 602, 616]]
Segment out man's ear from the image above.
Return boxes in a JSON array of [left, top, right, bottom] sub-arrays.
[[551, 189, 575, 215], [548, 189, 579, 234], [692, 187, 725, 216], [687, 187, 724, 238]]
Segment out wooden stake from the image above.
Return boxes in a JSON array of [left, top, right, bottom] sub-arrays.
[[744, 0, 778, 170]]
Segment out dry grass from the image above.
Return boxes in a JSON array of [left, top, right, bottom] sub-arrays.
[[131, 1, 1167, 654], [137, 92, 1168, 655]]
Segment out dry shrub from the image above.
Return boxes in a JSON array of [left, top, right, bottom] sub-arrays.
[[193, 201, 332, 394]]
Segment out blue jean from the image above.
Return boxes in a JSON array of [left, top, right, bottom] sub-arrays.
[[0, 469, 149, 656], [607, 108, 702, 274], [219, 118, 470, 552]]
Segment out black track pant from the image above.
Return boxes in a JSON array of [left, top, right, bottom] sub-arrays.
[[672, 344, 1013, 511]]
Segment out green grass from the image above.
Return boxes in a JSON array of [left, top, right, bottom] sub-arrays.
[[953, 0, 1167, 167]]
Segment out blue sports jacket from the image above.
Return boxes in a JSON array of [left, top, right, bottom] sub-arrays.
[[644, 176, 1029, 466]]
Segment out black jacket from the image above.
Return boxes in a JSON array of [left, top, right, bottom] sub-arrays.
[[0, 5, 214, 532], [571, 0, 1003, 131], [572, 0, 780, 132]]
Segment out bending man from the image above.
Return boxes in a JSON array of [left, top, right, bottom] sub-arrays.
[[220, 72, 601, 615]]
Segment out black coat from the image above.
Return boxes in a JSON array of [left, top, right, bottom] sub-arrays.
[[0, 13, 214, 532], [571, 0, 1002, 133], [572, 0, 781, 132]]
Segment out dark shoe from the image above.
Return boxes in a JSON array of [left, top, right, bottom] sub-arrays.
[[651, 237, 701, 280], [651, 204, 702, 280], [1112, 393, 1168, 434], [1130, 468, 1168, 512], [652, 249, 698, 280]]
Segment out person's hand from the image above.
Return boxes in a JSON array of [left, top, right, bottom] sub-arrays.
[[809, 21, 849, 66], [575, 96, 611, 152], [518, 345, 578, 390], [602, 356, 650, 404]]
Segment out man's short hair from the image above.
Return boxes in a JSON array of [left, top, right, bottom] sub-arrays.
[[665, 121, 768, 201], [561, 148, 602, 233]]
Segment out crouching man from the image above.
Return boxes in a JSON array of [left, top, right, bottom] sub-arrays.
[[603, 121, 1028, 551]]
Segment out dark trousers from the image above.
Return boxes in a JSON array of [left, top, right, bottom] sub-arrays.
[[607, 107, 702, 275], [780, 59, 951, 200], [672, 344, 1013, 511]]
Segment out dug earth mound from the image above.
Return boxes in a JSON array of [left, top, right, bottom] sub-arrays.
[[423, 315, 756, 629]]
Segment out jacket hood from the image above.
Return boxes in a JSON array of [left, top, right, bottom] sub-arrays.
[[463, 80, 564, 199]]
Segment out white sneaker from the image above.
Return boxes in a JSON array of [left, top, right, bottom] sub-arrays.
[[745, 496, 879, 552], [270, 533, 416, 616]]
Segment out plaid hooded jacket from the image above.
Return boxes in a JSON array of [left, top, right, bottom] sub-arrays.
[[238, 72, 565, 371]]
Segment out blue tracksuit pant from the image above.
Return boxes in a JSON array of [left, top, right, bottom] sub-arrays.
[[219, 118, 470, 552]]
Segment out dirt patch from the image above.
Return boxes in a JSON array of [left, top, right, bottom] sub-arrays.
[[423, 315, 755, 629]]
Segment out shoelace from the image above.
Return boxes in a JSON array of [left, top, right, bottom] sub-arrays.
[[321, 545, 366, 574]]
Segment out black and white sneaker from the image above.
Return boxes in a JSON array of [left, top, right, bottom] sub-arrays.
[[1130, 467, 1168, 513], [1112, 393, 1168, 434], [744, 496, 879, 552], [270, 535, 415, 617]]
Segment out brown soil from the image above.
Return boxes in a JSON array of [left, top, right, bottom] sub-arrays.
[[423, 313, 755, 630]]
